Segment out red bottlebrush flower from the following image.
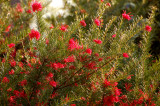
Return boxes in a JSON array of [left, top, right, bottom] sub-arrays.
[[60, 24, 68, 32], [37, 81, 41, 85], [18, 62, 23, 69], [29, 29, 41, 40], [86, 48, 92, 55], [145, 25, 152, 32], [94, 53, 99, 57], [114, 87, 121, 96], [19, 80, 27, 86], [2, 77, 9, 83], [81, 97, 86, 101], [94, 19, 101, 26], [7, 88, 12, 92], [68, 38, 83, 51], [5, 24, 11, 32], [93, 39, 102, 44], [98, 58, 103, 62], [50, 24, 54, 29], [31, 1, 42, 12], [10, 60, 16, 67], [127, 75, 133, 80], [123, 53, 129, 58], [26, 9, 32, 13], [47, 72, 53, 78], [80, 20, 87, 27], [2, 58, 5, 63], [101, 0, 104, 2], [122, 10, 132, 21], [8, 96, 16, 103], [64, 55, 75, 63], [16, 3, 23, 13], [112, 34, 116, 38], [50, 62, 65, 70], [8, 43, 15, 48], [86, 61, 97, 70], [103, 95, 115, 106], [9, 69, 14, 75], [125, 83, 132, 92], [70, 104, 76, 106], [106, 3, 111, 7], [104, 79, 111, 87], [49, 80, 57, 87]]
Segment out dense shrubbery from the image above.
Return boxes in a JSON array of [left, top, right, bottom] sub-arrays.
[[0, 0, 159, 105]]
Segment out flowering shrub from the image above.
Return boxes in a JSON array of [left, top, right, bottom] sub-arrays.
[[0, 0, 159, 106]]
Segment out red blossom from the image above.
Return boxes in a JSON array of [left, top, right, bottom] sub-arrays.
[[29, 29, 41, 40], [64, 55, 75, 63], [60, 24, 68, 32], [86, 48, 92, 55], [10, 60, 16, 67], [106, 3, 111, 7], [50, 24, 54, 29], [2, 77, 9, 83], [114, 87, 121, 96], [123, 53, 129, 58], [19, 80, 27, 87], [122, 10, 132, 21], [70, 104, 76, 106], [49, 80, 57, 87], [50, 62, 65, 70], [112, 34, 116, 38], [68, 38, 83, 51], [47, 72, 54, 78], [94, 19, 101, 26], [104, 79, 111, 87], [86, 61, 97, 70], [5, 24, 11, 32], [93, 39, 102, 44], [8, 43, 15, 48], [26, 9, 32, 13], [9, 69, 14, 75], [16, 3, 23, 13], [145, 25, 152, 32], [80, 20, 87, 27], [31, 1, 42, 12]]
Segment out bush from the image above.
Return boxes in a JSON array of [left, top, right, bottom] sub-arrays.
[[0, 0, 159, 105]]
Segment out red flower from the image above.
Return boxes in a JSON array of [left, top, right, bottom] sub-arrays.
[[80, 20, 87, 27], [50, 62, 65, 70], [64, 55, 75, 63], [122, 10, 132, 21], [8, 96, 16, 103], [106, 3, 111, 7], [50, 24, 54, 29], [19, 80, 27, 86], [10, 60, 16, 67], [145, 25, 152, 32], [47, 72, 54, 78], [31, 1, 42, 12], [103, 95, 115, 106], [123, 53, 129, 58], [104, 79, 111, 87], [29, 29, 41, 40], [5, 24, 11, 32], [86, 48, 92, 55], [9, 69, 14, 75], [68, 38, 83, 51], [16, 3, 23, 13], [93, 39, 102, 44], [2, 77, 9, 83], [60, 25, 68, 32], [49, 80, 57, 87], [112, 34, 116, 38], [26, 9, 32, 13], [86, 61, 97, 70], [8, 43, 15, 48], [94, 19, 101, 26], [114, 87, 121, 96], [70, 104, 76, 106]]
